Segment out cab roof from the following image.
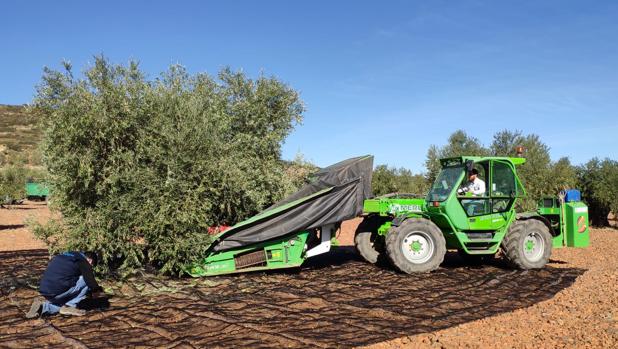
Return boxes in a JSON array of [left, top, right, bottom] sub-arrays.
[[440, 156, 526, 167]]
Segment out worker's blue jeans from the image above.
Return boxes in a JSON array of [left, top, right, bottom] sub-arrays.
[[41, 276, 89, 315]]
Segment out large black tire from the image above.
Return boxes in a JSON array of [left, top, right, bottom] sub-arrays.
[[385, 218, 446, 273], [354, 215, 386, 264], [502, 219, 552, 269]]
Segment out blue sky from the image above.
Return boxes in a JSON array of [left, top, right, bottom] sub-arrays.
[[2, 0, 617, 171]]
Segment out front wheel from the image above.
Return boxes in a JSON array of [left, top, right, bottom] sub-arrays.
[[354, 215, 386, 264], [502, 219, 552, 269], [385, 218, 446, 273]]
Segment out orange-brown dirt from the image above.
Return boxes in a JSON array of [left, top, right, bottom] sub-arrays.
[[0, 204, 616, 348], [0, 201, 49, 251]]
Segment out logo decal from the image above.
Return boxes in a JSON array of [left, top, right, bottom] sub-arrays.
[[388, 204, 422, 214], [577, 216, 587, 233]]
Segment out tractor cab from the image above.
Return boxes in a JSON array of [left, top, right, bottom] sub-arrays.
[[426, 156, 526, 232], [419, 156, 528, 257]]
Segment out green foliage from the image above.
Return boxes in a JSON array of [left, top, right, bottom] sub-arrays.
[[0, 104, 42, 165], [29, 218, 65, 254], [281, 153, 319, 197], [576, 158, 618, 226], [490, 130, 555, 210], [33, 56, 304, 275], [0, 164, 27, 205], [425, 130, 489, 183], [548, 157, 577, 194], [372, 165, 429, 197]]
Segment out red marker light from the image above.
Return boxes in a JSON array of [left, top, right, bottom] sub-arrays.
[[432, 201, 440, 207]]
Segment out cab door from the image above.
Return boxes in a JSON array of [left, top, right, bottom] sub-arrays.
[[461, 160, 517, 230], [487, 160, 518, 229], [458, 161, 492, 230]]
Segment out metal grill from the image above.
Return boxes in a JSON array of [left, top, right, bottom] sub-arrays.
[[234, 250, 267, 269]]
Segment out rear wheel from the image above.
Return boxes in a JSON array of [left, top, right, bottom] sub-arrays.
[[502, 219, 552, 269], [386, 218, 446, 273], [354, 215, 386, 264]]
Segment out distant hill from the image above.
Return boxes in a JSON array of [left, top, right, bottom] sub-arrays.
[[0, 104, 41, 164]]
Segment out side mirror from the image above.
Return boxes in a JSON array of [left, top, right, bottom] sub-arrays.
[[465, 160, 474, 173]]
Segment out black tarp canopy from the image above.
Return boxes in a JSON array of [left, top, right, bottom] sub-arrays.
[[211, 155, 374, 252]]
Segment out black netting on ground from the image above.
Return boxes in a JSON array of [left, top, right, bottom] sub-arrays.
[[0, 248, 583, 348]]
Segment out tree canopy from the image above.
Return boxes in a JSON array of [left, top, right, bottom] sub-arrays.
[[33, 56, 304, 275]]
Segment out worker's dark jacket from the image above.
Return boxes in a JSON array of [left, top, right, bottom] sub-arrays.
[[39, 251, 102, 299]]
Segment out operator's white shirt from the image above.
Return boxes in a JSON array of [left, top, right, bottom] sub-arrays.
[[459, 177, 486, 196]]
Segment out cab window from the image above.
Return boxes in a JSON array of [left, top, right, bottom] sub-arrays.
[[491, 161, 516, 213], [459, 161, 490, 216]]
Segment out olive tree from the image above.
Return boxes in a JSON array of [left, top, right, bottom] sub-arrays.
[[577, 158, 618, 226], [33, 56, 304, 275], [372, 165, 429, 196]]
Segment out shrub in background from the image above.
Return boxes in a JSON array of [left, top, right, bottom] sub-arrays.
[[0, 164, 27, 205], [576, 158, 618, 226], [372, 165, 428, 197], [281, 153, 319, 197]]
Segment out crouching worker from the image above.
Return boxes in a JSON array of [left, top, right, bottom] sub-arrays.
[[26, 251, 104, 318]]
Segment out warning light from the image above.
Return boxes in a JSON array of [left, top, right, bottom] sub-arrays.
[[432, 201, 440, 207], [516, 146, 525, 157]]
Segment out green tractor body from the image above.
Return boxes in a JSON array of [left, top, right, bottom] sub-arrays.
[[537, 196, 590, 248], [189, 154, 590, 277], [357, 156, 590, 273]]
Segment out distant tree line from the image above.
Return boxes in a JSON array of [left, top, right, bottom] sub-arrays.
[[371, 129, 618, 226]]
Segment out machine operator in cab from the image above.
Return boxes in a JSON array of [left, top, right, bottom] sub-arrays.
[[457, 168, 486, 196]]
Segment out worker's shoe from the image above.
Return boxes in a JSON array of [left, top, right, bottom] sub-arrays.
[[25, 297, 44, 319], [59, 306, 86, 316]]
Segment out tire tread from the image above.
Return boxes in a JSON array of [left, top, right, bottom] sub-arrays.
[[385, 218, 446, 273]]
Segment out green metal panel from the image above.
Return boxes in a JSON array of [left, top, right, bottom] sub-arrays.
[[564, 202, 590, 247], [377, 221, 392, 236], [187, 231, 310, 277], [363, 199, 381, 213], [361, 196, 425, 236], [443, 196, 469, 230], [441, 156, 525, 167], [362, 197, 425, 216], [25, 182, 49, 197], [552, 235, 564, 248]]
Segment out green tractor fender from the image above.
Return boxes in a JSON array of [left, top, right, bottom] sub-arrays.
[[515, 212, 557, 236], [391, 212, 430, 228]]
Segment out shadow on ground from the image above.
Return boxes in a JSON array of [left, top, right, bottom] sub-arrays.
[[0, 248, 584, 348], [0, 224, 26, 231]]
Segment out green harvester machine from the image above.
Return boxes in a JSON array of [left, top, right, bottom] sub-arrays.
[[25, 180, 49, 201], [188, 154, 589, 277]]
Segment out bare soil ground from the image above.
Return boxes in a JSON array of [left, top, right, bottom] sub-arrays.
[[0, 201, 48, 251], [0, 204, 616, 348]]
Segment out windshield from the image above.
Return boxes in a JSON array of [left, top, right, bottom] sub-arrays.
[[427, 166, 464, 202]]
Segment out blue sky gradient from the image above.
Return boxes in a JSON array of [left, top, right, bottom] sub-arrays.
[[2, 1, 617, 171]]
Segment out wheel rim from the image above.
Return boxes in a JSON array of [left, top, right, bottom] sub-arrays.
[[401, 231, 434, 264], [523, 231, 545, 262]]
